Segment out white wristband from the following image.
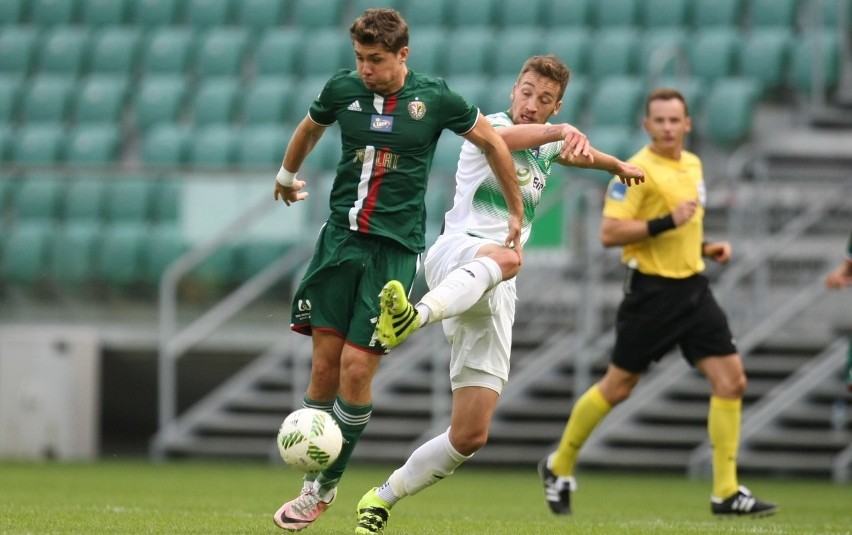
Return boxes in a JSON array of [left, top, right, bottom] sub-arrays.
[[276, 166, 297, 187]]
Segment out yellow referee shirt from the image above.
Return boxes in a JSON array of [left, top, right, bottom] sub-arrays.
[[603, 145, 706, 279]]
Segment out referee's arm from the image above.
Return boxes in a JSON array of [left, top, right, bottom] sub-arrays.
[[600, 199, 699, 247]]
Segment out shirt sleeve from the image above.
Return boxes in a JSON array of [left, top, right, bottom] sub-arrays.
[[439, 80, 479, 135], [602, 172, 646, 220], [308, 70, 346, 126]]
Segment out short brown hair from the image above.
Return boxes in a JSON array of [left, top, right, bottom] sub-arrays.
[[517, 55, 572, 100], [646, 87, 689, 116], [349, 8, 409, 53]]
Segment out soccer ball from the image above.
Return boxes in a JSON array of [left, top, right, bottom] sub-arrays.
[[276, 408, 343, 472]]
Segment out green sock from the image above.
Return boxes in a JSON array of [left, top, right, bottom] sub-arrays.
[[316, 396, 372, 495]]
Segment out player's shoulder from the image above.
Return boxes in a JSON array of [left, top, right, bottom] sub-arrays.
[[485, 111, 512, 128]]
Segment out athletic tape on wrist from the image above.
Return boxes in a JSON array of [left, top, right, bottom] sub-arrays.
[[276, 166, 296, 187]]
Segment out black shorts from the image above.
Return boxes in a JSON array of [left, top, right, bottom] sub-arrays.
[[611, 270, 737, 373]]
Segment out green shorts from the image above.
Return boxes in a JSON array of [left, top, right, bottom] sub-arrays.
[[291, 223, 419, 353]]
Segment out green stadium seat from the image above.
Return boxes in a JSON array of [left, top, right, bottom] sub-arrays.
[[741, 29, 793, 93], [289, 76, 327, 122], [592, 0, 639, 28], [31, 0, 79, 27], [791, 32, 840, 93], [133, 75, 188, 131], [143, 223, 187, 284], [303, 130, 340, 170], [186, 0, 234, 28], [639, 29, 687, 78], [443, 29, 493, 76], [301, 30, 350, 76], [189, 125, 238, 168], [0, 174, 11, 214], [479, 75, 514, 116], [351, 0, 402, 19], [588, 76, 644, 127], [496, 0, 546, 27], [235, 240, 290, 280], [547, 29, 591, 76], [431, 134, 463, 175], [12, 124, 65, 165], [95, 223, 149, 287], [491, 29, 551, 76], [104, 178, 156, 223], [81, 0, 129, 27], [1, 221, 53, 285], [701, 77, 759, 147], [588, 29, 639, 79], [65, 124, 122, 165], [544, 0, 591, 29], [292, 0, 344, 28], [653, 75, 707, 117], [688, 29, 741, 83], [0, 27, 39, 77], [74, 75, 128, 124], [0, 77, 21, 123], [37, 27, 90, 76], [236, 0, 287, 30], [88, 27, 142, 76], [241, 76, 295, 125], [196, 28, 249, 78], [191, 77, 239, 125], [141, 28, 197, 75], [63, 177, 106, 223], [255, 29, 302, 77], [189, 243, 239, 288], [131, 0, 182, 27], [559, 78, 588, 126], [445, 75, 489, 113], [400, 0, 446, 27], [748, 0, 798, 28], [642, 0, 690, 28], [235, 124, 290, 168], [151, 179, 181, 224], [12, 175, 64, 221], [21, 75, 75, 124], [406, 30, 446, 75], [447, 0, 495, 27], [0, 0, 25, 25], [582, 127, 644, 176], [0, 125, 11, 164], [141, 124, 191, 166], [47, 221, 101, 286], [692, 0, 743, 28], [814, 0, 852, 28]]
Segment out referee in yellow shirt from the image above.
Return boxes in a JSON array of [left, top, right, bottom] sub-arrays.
[[538, 88, 778, 517]]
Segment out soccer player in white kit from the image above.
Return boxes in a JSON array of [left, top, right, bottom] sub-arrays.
[[355, 55, 645, 534]]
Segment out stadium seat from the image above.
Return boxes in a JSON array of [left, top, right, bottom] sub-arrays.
[[301, 30, 350, 76], [47, 221, 101, 286], [559, 78, 588, 126], [543, 0, 592, 29], [143, 223, 187, 284], [95, 223, 149, 287], [431, 134, 464, 175], [653, 75, 707, 117], [688, 29, 741, 83], [1, 221, 53, 285], [584, 127, 644, 172], [447, 0, 495, 27], [288, 76, 327, 122], [141, 124, 191, 166], [592, 0, 639, 28], [491, 29, 551, 77], [547, 29, 591, 76], [151, 178, 181, 224], [406, 29, 446, 75], [65, 124, 122, 165], [0, 0, 25, 25], [104, 178, 156, 223], [191, 77, 239, 125], [186, 0, 234, 28], [188, 125, 238, 168], [0, 174, 11, 213], [814, 0, 852, 28], [20, 75, 74, 124], [63, 177, 106, 223], [254, 29, 302, 78], [30, 0, 79, 27], [642, 0, 690, 28], [692, 0, 743, 28], [11, 175, 64, 221], [74, 75, 128, 124], [241, 76, 295, 125], [291, 0, 344, 28], [351, 0, 402, 20], [0, 27, 39, 78], [790, 32, 840, 93], [303, 127, 340, 170], [88, 27, 142, 76], [131, 0, 182, 27], [443, 29, 493, 76], [37, 27, 90, 77], [141, 28, 197, 75], [133, 75, 188, 131], [195, 28, 250, 78], [740, 29, 794, 94], [748, 0, 798, 29], [235, 0, 287, 30], [188, 244, 239, 288], [495, 0, 546, 27], [0, 125, 11, 164], [235, 124, 291, 168], [0, 77, 21, 123], [235, 240, 290, 280], [588, 76, 644, 127], [12, 124, 65, 165], [399, 0, 447, 27], [588, 29, 639, 79], [445, 75, 489, 112], [701, 77, 759, 147], [639, 29, 687, 78], [80, 0, 129, 27]]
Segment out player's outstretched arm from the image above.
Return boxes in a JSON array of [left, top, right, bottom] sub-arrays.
[[559, 147, 645, 186], [273, 114, 327, 205], [499, 123, 590, 160]]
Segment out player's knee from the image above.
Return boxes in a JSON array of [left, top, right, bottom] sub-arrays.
[[450, 428, 488, 456]]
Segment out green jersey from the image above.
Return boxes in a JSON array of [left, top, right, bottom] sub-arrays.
[[309, 69, 478, 253]]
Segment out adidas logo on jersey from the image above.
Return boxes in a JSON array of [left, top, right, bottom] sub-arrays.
[[347, 100, 362, 112]]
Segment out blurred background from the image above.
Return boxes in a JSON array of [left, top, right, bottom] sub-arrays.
[[0, 0, 849, 482]]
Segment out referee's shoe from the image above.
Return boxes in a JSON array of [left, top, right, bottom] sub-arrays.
[[711, 486, 779, 517]]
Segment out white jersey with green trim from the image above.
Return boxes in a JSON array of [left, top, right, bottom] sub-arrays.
[[441, 111, 564, 245]]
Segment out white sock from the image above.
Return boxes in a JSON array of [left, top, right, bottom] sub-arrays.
[[386, 430, 473, 500], [418, 257, 503, 324]]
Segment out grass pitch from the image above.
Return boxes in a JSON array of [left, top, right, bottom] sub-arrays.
[[1, 460, 850, 534]]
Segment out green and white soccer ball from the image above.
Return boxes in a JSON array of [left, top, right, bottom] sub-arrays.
[[277, 408, 343, 472]]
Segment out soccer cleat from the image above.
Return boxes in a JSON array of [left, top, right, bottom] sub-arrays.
[[537, 456, 576, 515], [274, 487, 336, 531], [376, 280, 419, 349], [711, 486, 779, 517], [355, 488, 392, 534]]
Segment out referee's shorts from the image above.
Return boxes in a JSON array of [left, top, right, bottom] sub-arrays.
[[612, 270, 738, 373]]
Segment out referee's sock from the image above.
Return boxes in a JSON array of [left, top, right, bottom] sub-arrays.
[[551, 384, 612, 477], [709, 396, 741, 499]]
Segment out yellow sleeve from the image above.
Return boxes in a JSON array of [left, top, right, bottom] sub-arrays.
[[602, 173, 646, 220]]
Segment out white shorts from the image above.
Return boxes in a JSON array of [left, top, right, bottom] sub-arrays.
[[424, 233, 516, 391]]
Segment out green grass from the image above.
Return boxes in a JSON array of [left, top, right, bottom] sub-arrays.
[[1, 460, 850, 534]]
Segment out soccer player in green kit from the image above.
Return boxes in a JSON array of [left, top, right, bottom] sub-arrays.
[[270, 9, 590, 532]]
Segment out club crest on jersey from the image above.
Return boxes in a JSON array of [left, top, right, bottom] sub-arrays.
[[517, 167, 532, 186], [370, 114, 394, 132], [408, 100, 426, 120]]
